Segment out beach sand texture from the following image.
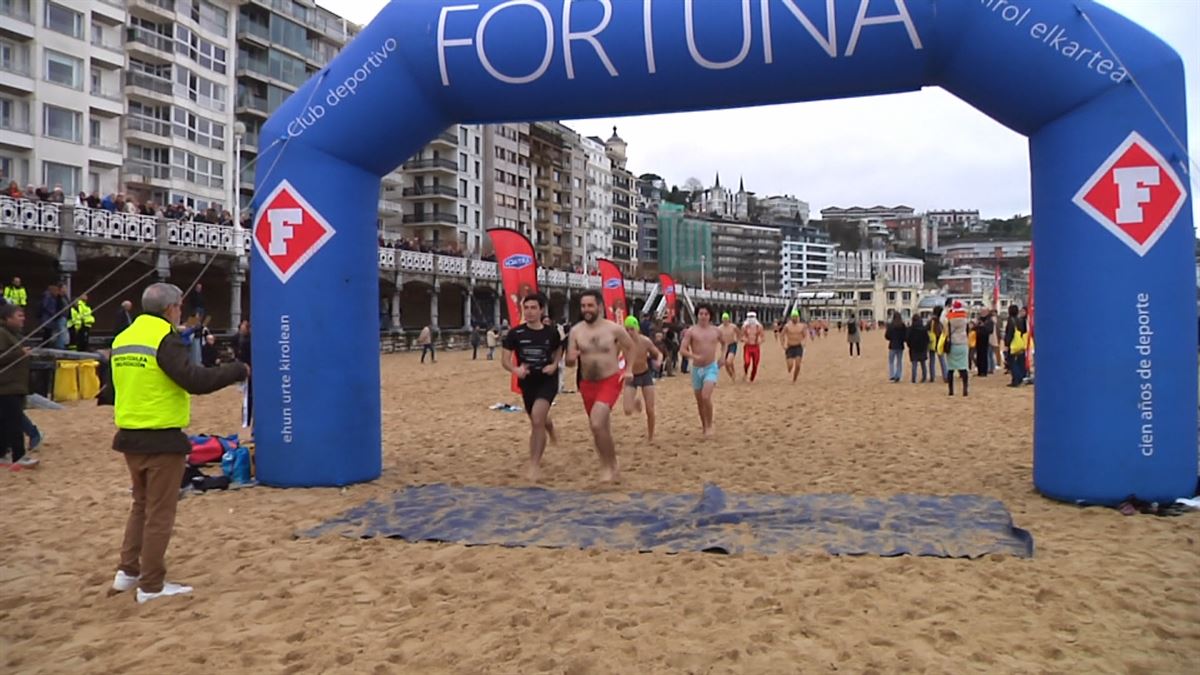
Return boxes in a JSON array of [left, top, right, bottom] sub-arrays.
[[2, 334, 1197, 674]]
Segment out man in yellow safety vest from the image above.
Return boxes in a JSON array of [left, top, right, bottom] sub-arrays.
[[68, 294, 96, 352], [108, 283, 247, 603], [3, 277, 26, 307]]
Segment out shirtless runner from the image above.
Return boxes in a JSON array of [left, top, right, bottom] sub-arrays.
[[741, 311, 765, 382], [680, 305, 724, 438], [621, 316, 664, 442], [565, 290, 636, 483], [718, 312, 741, 383], [781, 310, 808, 383]]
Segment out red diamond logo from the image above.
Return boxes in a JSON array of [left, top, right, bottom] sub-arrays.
[[253, 180, 336, 283], [1073, 132, 1187, 257]]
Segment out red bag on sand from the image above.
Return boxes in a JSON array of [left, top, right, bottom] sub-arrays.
[[189, 437, 224, 466]]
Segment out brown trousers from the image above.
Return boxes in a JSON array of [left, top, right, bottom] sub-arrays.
[[118, 453, 186, 593]]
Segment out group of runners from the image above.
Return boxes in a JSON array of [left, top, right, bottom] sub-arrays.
[[499, 291, 815, 483]]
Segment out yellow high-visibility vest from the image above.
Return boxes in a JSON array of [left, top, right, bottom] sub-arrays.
[[111, 314, 190, 430]]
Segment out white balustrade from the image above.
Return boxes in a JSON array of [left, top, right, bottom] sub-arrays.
[[470, 259, 499, 280], [378, 247, 396, 269], [0, 197, 61, 234], [398, 250, 435, 273], [435, 255, 467, 276], [546, 270, 567, 286]]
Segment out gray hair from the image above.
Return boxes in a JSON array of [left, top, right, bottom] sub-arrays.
[[142, 283, 183, 315]]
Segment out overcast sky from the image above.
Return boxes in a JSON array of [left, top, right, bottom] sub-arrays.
[[318, 0, 1198, 222]]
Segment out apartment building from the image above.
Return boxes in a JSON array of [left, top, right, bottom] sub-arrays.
[[604, 127, 636, 274], [580, 134, 611, 271], [0, 0, 127, 196], [635, 174, 663, 271], [707, 218, 782, 295], [529, 121, 573, 268], [483, 122, 532, 241], [780, 229, 834, 295], [760, 194, 810, 225], [388, 124, 485, 251], [234, 0, 356, 214]]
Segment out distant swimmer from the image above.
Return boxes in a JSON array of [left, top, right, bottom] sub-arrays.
[[679, 305, 724, 438], [718, 312, 741, 383], [621, 316, 663, 442], [780, 310, 808, 383], [565, 290, 636, 483], [741, 311, 764, 382]]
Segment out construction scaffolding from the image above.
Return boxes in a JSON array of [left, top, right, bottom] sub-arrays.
[[656, 203, 711, 288]]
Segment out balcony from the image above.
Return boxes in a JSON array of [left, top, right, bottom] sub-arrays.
[[402, 212, 459, 226], [93, 0, 127, 23], [402, 184, 457, 199], [0, 4, 34, 40], [236, 92, 269, 117], [0, 56, 33, 93], [128, 0, 175, 22], [403, 157, 457, 172], [126, 26, 174, 58], [429, 129, 457, 147], [89, 142, 123, 166], [236, 18, 269, 45], [378, 200, 403, 216], [125, 115, 171, 139], [124, 70, 172, 97], [248, 0, 350, 44], [0, 113, 31, 149]]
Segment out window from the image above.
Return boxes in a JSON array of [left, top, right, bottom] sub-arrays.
[[459, 152, 466, 171], [89, 118, 100, 145], [43, 105, 81, 142], [267, 48, 307, 87], [887, 291, 897, 302], [474, 186, 480, 204], [269, 15, 308, 56], [44, 50, 82, 89], [474, 137, 481, 154], [44, 1, 82, 39], [175, 66, 227, 112], [172, 108, 225, 149], [474, 161, 480, 179], [459, 205, 467, 222], [458, 179, 466, 196], [460, 127, 467, 144], [191, 0, 228, 37], [474, 212, 480, 227], [88, 171, 99, 194], [174, 25, 227, 74], [859, 291, 872, 301], [0, 96, 30, 132], [171, 148, 224, 188], [42, 161, 80, 193]]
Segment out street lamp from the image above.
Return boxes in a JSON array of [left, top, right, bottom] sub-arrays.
[[700, 254, 706, 291], [233, 121, 246, 258]]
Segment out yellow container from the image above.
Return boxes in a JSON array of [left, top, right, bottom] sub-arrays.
[[54, 361, 80, 402], [77, 360, 101, 399]]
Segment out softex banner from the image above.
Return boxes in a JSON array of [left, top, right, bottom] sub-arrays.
[[659, 273, 677, 324], [598, 259, 627, 322]]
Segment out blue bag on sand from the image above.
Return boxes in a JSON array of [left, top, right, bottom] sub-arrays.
[[223, 446, 252, 484]]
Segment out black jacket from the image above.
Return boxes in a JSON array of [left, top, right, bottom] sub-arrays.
[[115, 309, 134, 334], [885, 323, 907, 351], [906, 323, 930, 359], [113, 326, 247, 455], [0, 326, 30, 396]]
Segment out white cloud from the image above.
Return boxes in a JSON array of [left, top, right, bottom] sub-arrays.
[[318, 0, 1198, 223]]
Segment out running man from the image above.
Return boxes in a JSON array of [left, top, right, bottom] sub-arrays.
[[781, 310, 808, 383], [741, 311, 765, 382], [501, 292, 562, 482], [718, 312, 741, 382], [621, 316, 663, 442], [680, 305, 724, 438], [565, 290, 636, 483]]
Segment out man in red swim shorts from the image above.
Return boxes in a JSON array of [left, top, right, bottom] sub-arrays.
[[565, 290, 636, 483]]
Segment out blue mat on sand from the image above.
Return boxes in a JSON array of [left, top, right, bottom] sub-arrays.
[[297, 484, 1033, 558]]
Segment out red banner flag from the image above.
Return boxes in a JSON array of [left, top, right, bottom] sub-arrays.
[[597, 259, 627, 323], [659, 273, 677, 323], [487, 227, 539, 394]]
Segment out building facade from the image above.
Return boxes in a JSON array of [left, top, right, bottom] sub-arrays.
[[821, 205, 916, 222], [880, 255, 924, 288], [937, 239, 1031, 265], [580, 134, 611, 271], [635, 174, 663, 272], [938, 265, 997, 296], [483, 122, 532, 242], [529, 121, 572, 269], [0, 0, 127, 197], [707, 218, 782, 295], [123, 0, 238, 211], [780, 236, 834, 295], [793, 277, 923, 323], [760, 194, 810, 225], [926, 209, 981, 232], [833, 248, 886, 282], [604, 128, 635, 273]]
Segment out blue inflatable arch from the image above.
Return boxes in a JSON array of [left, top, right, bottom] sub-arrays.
[[252, 0, 1195, 503]]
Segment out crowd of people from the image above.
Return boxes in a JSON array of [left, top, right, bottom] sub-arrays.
[[378, 236, 470, 258], [6, 182, 237, 226]]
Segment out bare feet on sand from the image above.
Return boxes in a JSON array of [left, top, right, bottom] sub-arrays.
[[526, 461, 542, 483], [599, 459, 621, 484]]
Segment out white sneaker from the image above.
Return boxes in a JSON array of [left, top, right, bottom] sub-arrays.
[[112, 570, 140, 592], [136, 582, 193, 604], [15, 456, 39, 468]]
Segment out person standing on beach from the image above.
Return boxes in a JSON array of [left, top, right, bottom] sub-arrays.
[[885, 312, 907, 382], [846, 315, 861, 357], [621, 316, 663, 442], [418, 325, 435, 364], [741, 311, 765, 382], [565, 290, 636, 483], [679, 305, 724, 437], [501, 293, 561, 482], [945, 300, 971, 396], [906, 314, 930, 383], [780, 310, 808, 383], [108, 283, 248, 603], [718, 312, 741, 383]]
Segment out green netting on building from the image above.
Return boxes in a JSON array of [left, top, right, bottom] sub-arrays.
[[657, 203, 711, 287]]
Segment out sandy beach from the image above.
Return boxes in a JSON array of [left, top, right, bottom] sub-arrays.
[[1, 334, 1197, 674]]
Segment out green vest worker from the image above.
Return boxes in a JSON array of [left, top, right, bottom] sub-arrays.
[[108, 282, 248, 604], [68, 296, 96, 352], [3, 278, 26, 306]]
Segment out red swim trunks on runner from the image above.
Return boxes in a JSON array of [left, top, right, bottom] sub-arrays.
[[579, 371, 624, 415]]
